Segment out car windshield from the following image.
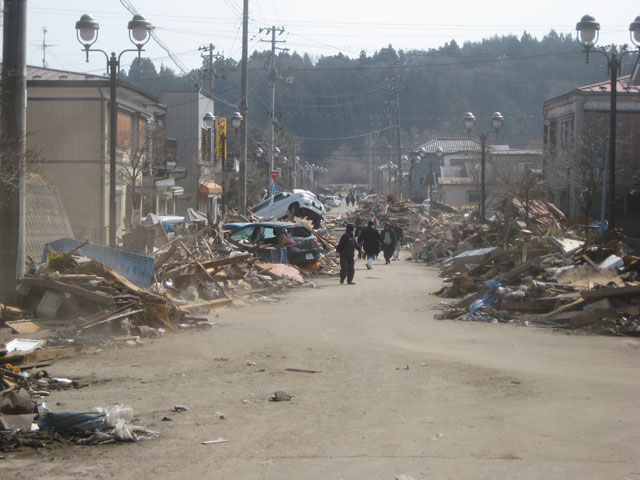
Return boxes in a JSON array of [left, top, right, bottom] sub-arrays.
[[287, 226, 311, 238], [250, 198, 271, 213]]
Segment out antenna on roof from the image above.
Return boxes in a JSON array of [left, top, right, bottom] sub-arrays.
[[37, 27, 54, 68]]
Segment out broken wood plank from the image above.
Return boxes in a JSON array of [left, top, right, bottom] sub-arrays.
[[179, 298, 233, 311], [19, 276, 115, 306], [580, 284, 640, 301]]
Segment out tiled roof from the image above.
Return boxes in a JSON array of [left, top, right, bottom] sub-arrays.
[[0, 64, 159, 101], [579, 75, 640, 93], [438, 177, 473, 185], [417, 137, 492, 154]]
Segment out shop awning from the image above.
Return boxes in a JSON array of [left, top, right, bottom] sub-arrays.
[[198, 182, 222, 195]]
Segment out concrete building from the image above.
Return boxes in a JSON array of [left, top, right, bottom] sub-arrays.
[[159, 91, 215, 216], [411, 138, 542, 207], [11, 65, 171, 244], [542, 72, 640, 224]]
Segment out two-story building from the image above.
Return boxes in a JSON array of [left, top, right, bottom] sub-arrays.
[[543, 69, 640, 225]]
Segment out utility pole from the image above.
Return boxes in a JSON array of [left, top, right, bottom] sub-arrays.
[[0, 0, 27, 304], [198, 43, 217, 163], [238, 0, 249, 212], [260, 26, 287, 193], [394, 76, 403, 198], [368, 133, 373, 191]]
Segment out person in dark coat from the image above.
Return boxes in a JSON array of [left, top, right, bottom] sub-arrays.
[[354, 219, 367, 259], [380, 223, 397, 265], [336, 223, 359, 284], [391, 220, 403, 261], [357, 220, 382, 270]]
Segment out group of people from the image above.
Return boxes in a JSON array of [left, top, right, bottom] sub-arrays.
[[344, 193, 358, 207], [335, 219, 403, 284]]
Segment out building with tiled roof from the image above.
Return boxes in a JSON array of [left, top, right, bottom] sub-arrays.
[[542, 70, 640, 230]]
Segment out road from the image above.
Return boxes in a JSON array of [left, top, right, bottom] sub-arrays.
[[3, 233, 640, 479]]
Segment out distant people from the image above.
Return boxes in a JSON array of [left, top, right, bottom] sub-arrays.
[[336, 223, 360, 284], [370, 214, 378, 228], [391, 220, 403, 261], [357, 220, 382, 270], [354, 219, 367, 259], [380, 223, 397, 265]]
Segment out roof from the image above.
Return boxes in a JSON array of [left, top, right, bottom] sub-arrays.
[[579, 75, 640, 94], [198, 182, 223, 194], [417, 138, 495, 154], [0, 64, 160, 103], [438, 177, 473, 185]]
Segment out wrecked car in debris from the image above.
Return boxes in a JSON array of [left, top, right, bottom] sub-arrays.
[[249, 191, 325, 228], [225, 221, 321, 265]]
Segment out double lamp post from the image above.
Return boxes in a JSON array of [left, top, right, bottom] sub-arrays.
[[463, 111, 503, 222]]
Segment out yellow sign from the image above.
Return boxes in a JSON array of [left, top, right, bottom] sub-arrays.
[[216, 117, 227, 160]]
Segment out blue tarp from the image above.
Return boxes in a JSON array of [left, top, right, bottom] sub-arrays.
[[42, 238, 154, 288]]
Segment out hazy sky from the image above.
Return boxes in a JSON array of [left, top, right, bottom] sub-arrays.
[[7, 0, 640, 75]]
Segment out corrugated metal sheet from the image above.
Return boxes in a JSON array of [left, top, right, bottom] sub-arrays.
[[579, 75, 640, 93], [25, 183, 75, 260], [418, 138, 484, 154]]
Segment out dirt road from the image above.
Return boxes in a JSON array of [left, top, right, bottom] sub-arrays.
[[3, 254, 640, 480]]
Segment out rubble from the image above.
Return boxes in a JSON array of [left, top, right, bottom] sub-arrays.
[[334, 192, 640, 337]]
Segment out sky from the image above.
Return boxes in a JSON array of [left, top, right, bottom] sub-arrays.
[[3, 0, 639, 76]]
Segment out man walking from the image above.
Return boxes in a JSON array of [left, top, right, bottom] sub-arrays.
[[357, 220, 382, 270], [336, 223, 359, 284], [380, 223, 397, 265], [391, 220, 403, 261]]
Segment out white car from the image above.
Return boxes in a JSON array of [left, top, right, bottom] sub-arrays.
[[324, 196, 342, 208], [250, 191, 326, 227]]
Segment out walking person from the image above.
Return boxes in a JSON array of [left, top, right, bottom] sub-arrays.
[[380, 223, 397, 265], [357, 220, 382, 270], [354, 219, 367, 260], [336, 223, 359, 284], [391, 220, 403, 261]]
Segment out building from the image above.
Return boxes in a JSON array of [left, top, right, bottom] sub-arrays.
[[0, 65, 185, 245], [159, 91, 216, 216], [411, 138, 542, 207], [543, 71, 640, 224]]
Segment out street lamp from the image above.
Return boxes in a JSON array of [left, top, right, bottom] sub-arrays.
[[576, 14, 640, 230], [293, 155, 300, 189], [202, 112, 215, 162], [76, 13, 152, 247], [463, 111, 504, 222], [230, 111, 243, 130]]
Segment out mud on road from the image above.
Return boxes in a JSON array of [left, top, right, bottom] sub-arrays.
[[2, 256, 639, 480]]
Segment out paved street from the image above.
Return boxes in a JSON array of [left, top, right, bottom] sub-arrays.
[[3, 250, 639, 480]]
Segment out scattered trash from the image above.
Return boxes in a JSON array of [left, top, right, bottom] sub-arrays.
[[174, 405, 190, 412], [270, 391, 292, 402], [201, 437, 229, 445]]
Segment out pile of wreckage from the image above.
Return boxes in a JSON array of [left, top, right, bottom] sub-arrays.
[[404, 197, 640, 337], [0, 217, 337, 446]]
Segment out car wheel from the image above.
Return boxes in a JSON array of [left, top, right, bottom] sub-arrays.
[[288, 203, 299, 216]]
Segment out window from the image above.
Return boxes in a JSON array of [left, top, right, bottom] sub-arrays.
[[137, 118, 147, 150], [230, 226, 254, 242], [561, 117, 574, 147], [466, 191, 479, 204], [117, 111, 132, 150], [250, 198, 270, 213], [549, 120, 557, 154]]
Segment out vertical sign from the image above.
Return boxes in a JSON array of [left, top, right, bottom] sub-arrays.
[[216, 117, 227, 160]]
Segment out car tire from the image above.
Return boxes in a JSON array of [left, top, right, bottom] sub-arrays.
[[288, 203, 299, 216]]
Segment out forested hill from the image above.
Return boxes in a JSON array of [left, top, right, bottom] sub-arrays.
[[120, 31, 636, 165]]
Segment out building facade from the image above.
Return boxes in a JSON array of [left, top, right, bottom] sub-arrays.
[[543, 72, 640, 225]]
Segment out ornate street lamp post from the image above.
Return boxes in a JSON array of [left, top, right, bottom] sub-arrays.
[[76, 13, 152, 247], [463, 111, 504, 222]]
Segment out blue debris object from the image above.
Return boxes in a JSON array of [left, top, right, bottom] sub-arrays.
[[42, 238, 154, 288], [38, 411, 106, 432], [462, 279, 505, 323]]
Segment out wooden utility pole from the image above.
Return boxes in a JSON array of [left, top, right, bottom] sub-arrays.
[[0, 0, 27, 304], [238, 0, 249, 212]]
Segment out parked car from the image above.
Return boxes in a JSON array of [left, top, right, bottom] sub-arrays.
[[249, 191, 325, 228], [224, 222, 321, 265], [324, 196, 342, 208]]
